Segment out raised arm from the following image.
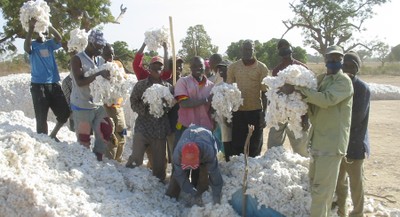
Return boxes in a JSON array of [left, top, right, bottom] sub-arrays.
[[24, 19, 36, 54]]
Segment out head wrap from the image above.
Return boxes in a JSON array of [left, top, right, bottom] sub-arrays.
[[88, 29, 107, 46]]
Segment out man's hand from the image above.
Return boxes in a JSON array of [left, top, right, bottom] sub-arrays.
[[301, 114, 310, 131], [98, 69, 111, 80], [28, 18, 37, 31], [186, 194, 204, 207], [212, 194, 221, 204], [278, 83, 295, 95], [259, 111, 266, 128]]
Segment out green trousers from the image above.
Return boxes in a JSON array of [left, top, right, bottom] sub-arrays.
[[309, 155, 343, 217], [335, 158, 364, 217]]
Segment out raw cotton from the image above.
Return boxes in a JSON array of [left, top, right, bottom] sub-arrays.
[[262, 64, 317, 139], [19, 0, 51, 37], [210, 83, 243, 123], [142, 84, 176, 118], [67, 28, 88, 53], [85, 62, 137, 106], [144, 26, 170, 51]]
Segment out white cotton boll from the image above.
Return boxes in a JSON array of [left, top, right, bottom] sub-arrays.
[[68, 28, 88, 53], [142, 84, 175, 118], [19, 0, 51, 37], [263, 65, 316, 139], [211, 83, 243, 123], [86, 62, 135, 106], [144, 26, 170, 51]]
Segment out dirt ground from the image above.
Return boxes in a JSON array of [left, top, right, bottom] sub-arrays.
[[262, 74, 400, 211]]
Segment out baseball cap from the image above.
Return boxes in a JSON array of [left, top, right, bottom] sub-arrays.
[[325, 45, 344, 56], [150, 56, 164, 65], [181, 142, 200, 170]]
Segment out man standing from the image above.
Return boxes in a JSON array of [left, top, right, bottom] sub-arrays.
[[126, 56, 172, 182], [24, 19, 70, 141], [335, 51, 370, 217], [267, 39, 309, 157], [165, 125, 223, 207], [70, 29, 113, 161], [294, 45, 353, 217], [99, 43, 128, 162], [226, 39, 269, 158]]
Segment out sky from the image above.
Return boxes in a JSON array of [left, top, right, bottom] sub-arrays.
[[1, 0, 400, 55]]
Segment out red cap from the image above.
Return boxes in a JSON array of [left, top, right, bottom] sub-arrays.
[[181, 142, 200, 170], [150, 56, 164, 65]]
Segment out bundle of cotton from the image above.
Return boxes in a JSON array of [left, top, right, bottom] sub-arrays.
[[144, 26, 170, 51], [19, 0, 51, 37], [262, 64, 317, 139], [0, 110, 182, 217], [211, 83, 243, 123], [368, 83, 400, 100], [219, 146, 311, 216], [142, 84, 175, 118], [67, 28, 88, 53], [85, 62, 137, 106]]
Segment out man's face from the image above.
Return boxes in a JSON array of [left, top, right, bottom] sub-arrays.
[[190, 58, 205, 81], [90, 42, 105, 57], [242, 42, 254, 61], [101, 46, 114, 62], [342, 59, 358, 76], [149, 62, 163, 79]]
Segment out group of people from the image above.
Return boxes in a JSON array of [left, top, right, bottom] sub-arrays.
[[25, 17, 370, 216]]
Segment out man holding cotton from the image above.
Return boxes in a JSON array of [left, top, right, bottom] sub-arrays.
[[165, 125, 223, 207]]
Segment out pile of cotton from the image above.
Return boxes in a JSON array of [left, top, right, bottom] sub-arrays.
[[210, 83, 243, 123], [67, 28, 88, 53], [262, 65, 317, 139], [142, 84, 175, 118], [85, 62, 137, 106], [144, 26, 170, 51], [19, 0, 51, 37]]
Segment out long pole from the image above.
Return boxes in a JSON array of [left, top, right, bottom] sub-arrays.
[[169, 16, 176, 86], [242, 125, 254, 217]]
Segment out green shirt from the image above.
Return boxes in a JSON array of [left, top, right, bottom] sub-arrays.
[[296, 70, 353, 156]]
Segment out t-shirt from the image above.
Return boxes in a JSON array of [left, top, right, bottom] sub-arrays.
[[29, 39, 61, 83]]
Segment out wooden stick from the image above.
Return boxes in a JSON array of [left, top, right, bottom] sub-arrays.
[[169, 16, 177, 86], [242, 125, 254, 217]]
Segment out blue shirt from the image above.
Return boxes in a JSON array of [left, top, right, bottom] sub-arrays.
[[29, 39, 61, 83]]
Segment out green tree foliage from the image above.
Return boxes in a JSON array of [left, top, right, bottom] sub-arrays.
[[178, 24, 218, 62], [388, 44, 400, 62], [0, 0, 115, 53], [112, 40, 135, 69], [226, 39, 307, 69], [283, 0, 389, 55]]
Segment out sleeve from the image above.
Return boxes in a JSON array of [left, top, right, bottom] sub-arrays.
[[47, 39, 61, 51], [161, 70, 172, 81], [351, 82, 371, 128], [226, 64, 234, 84], [130, 82, 147, 116], [174, 78, 189, 102], [296, 75, 353, 109], [260, 64, 269, 92], [132, 53, 149, 80]]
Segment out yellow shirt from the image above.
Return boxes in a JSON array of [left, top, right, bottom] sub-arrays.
[[226, 59, 269, 111]]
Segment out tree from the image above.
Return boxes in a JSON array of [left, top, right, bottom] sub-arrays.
[[372, 41, 390, 67], [0, 0, 115, 53], [388, 44, 400, 62], [178, 24, 218, 62], [282, 0, 389, 55], [112, 41, 134, 66], [356, 49, 372, 62], [226, 39, 307, 69]]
